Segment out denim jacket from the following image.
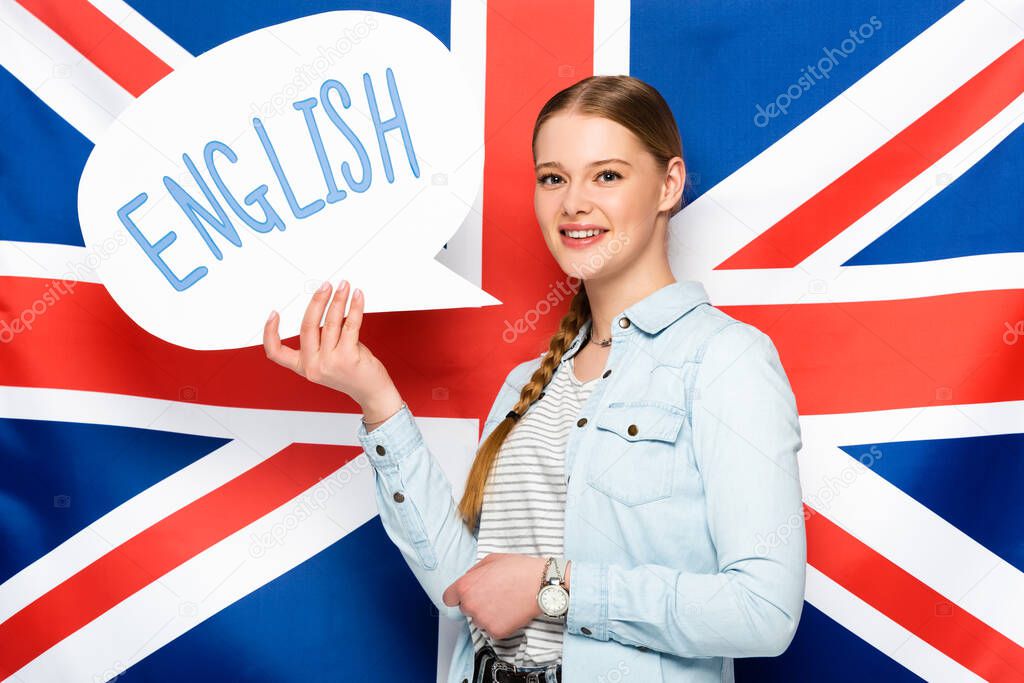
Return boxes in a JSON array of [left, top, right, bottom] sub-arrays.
[[356, 279, 806, 683]]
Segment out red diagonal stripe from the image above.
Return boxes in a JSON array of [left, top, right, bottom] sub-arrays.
[[807, 505, 1024, 681], [0, 442, 359, 679], [718, 39, 1024, 269], [14, 0, 172, 97]]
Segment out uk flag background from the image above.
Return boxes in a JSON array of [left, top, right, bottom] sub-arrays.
[[1, 0, 1023, 681]]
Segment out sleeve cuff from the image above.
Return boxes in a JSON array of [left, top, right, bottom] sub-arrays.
[[566, 560, 609, 641], [356, 403, 424, 470]]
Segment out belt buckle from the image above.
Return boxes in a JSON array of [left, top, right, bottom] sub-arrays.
[[491, 658, 514, 682]]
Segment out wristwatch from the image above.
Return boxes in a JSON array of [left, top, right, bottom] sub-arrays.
[[536, 557, 569, 618]]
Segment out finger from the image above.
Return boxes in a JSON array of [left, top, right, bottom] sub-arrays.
[[338, 285, 365, 351], [299, 280, 332, 373], [442, 582, 460, 607], [321, 279, 350, 351], [263, 310, 302, 373]]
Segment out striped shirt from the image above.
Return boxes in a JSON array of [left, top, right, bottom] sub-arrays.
[[469, 357, 600, 667]]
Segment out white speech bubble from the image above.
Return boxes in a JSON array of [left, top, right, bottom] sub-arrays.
[[77, 10, 498, 351]]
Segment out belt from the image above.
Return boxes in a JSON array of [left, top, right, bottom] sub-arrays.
[[474, 644, 562, 683]]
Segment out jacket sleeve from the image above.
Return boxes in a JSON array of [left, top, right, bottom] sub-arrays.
[[356, 374, 522, 621], [566, 322, 806, 658]]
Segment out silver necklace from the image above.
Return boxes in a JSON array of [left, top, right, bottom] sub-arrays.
[[586, 328, 612, 347]]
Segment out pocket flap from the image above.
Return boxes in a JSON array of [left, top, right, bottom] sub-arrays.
[[595, 402, 687, 443]]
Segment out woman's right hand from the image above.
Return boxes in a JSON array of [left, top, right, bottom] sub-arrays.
[[263, 279, 403, 422]]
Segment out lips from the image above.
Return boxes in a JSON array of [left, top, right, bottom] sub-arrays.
[[558, 224, 610, 249], [559, 223, 609, 235]]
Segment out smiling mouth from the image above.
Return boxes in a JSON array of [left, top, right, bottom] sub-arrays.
[[560, 227, 610, 239]]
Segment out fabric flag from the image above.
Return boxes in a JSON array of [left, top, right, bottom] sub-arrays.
[[1, 0, 1022, 681]]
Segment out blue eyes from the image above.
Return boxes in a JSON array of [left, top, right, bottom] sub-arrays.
[[537, 169, 622, 186]]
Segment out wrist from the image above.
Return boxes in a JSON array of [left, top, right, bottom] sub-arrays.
[[535, 557, 550, 615], [360, 390, 404, 425]]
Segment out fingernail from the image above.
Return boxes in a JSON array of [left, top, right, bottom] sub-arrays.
[[318, 280, 330, 292], [339, 279, 348, 289], [267, 309, 277, 322], [354, 287, 362, 298]]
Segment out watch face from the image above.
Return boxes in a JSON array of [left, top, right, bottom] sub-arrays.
[[538, 585, 569, 617]]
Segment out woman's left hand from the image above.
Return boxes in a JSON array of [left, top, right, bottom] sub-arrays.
[[442, 553, 546, 639]]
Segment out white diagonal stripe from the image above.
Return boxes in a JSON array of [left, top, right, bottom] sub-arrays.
[[671, 0, 1024, 304], [0, 385, 479, 627], [0, 0, 132, 142], [799, 403, 1024, 649], [806, 566, 985, 681]]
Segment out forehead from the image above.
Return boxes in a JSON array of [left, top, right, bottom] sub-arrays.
[[534, 112, 644, 165]]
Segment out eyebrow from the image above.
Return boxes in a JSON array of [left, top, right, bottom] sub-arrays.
[[534, 158, 633, 172]]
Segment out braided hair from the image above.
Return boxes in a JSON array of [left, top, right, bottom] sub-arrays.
[[456, 287, 590, 532]]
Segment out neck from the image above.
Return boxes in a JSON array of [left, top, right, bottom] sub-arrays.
[[585, 264, 676, 343]]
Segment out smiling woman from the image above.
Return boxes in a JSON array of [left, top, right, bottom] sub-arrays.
[[263, 74, 805, 683]]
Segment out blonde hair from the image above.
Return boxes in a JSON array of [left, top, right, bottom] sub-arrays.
[[456, 75, 685, 532]]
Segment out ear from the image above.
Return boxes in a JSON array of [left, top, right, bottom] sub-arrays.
[[660, 156, 686, 214]]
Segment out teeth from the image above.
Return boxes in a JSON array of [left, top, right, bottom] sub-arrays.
[[565, 229, 604, 238]]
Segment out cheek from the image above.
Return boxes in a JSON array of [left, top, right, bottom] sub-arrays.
[[609, 193, 654, 237], [534, 190, 555, 217], [605, 193, 639, 222]]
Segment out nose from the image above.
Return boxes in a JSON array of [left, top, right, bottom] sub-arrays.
[[561, 180, 592, 218]]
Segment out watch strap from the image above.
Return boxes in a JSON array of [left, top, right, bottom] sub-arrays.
[[544, 556, 566, 586]]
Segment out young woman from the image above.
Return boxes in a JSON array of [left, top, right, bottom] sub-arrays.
[[263, 75, 806, 683]]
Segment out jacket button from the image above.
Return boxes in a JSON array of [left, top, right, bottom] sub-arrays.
[[581, 626, 592, 635], [577, 417, 587, 427], [618, 317, 630, 328], [627, 424, 638, 436], [393, 491, 405, 503], [602, 369, 611, 378], [375, 444, 386, 456]]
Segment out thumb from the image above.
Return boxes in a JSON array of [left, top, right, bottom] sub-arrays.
[[442, 581, 460, 607]]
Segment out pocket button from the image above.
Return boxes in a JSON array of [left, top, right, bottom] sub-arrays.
[[586, 401, 686, 506]]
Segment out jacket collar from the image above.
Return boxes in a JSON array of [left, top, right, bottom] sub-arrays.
[[560, 279, 710, 363]]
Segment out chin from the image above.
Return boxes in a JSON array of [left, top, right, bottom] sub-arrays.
[[560, 262, 601, 282]]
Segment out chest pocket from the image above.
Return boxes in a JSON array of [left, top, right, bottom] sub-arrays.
[[586, 400, 687, 506]]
